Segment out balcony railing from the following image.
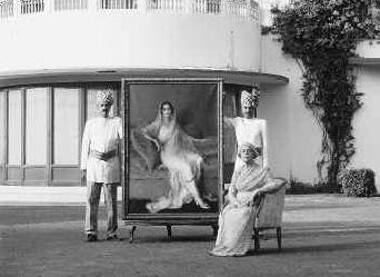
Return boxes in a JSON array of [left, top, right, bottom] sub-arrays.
[[0, 0, 260, 21], [54, 0, 88, 10], [99, 0, 135, 9], [21, 0, 44, 14], [0, 0, 13, 18]]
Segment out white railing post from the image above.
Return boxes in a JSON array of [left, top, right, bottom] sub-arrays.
[[89, 0, 98, 11], [184, 0, 193, 13], [221, 0, 229, 16], [256, 0, 261, 23], [137, 0, 147, 11], [13, 0, 21, 16], [44, 0, 52, 13], [245, 0, 250, 19]]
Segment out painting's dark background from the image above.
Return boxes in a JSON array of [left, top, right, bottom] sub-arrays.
[[127, 83, 219, 214]]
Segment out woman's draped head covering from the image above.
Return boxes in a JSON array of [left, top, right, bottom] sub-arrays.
[[96, 89, 114, 105], [143, 101, 177, 137], [240, 86, 260, 107], [154, 100, 177, 125]]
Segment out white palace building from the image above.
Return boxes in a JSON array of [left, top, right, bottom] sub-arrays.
[[0, 0, 379, 192]]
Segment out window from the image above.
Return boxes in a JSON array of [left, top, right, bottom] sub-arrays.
[[0, 90, 5, 165], [8, 90, 22, 165], [2, 82, 121, 185], [53, 88, 80, 164], [25, 88, 48, 164]]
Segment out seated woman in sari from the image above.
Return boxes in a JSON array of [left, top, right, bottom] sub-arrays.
[[209, 142, 286, 257], [142, 101, 211, 213]]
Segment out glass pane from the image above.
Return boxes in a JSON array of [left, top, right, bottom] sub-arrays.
[[54, 88, 79, 165], [0, 91, 5, 164], [8, 90, 22, 165], [223, 88, 238, 164], [87, 88, 117, 119], [26, 88, 48, 164]]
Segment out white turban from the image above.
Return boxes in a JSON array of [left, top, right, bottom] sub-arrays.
[[239, 141, 259, 157], [240, 88, 260, 107], [96, 89, 114, 105]]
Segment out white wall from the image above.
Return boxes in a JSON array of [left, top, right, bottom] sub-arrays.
[[352, 66, 380, 192], [260, 35, 380, 191], [356, 40, 380, 59], [0, 12, 261, 74], [260, 34, 321, 183], [259, 84, 290, 178]]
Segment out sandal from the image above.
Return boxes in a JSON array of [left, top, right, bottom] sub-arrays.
[[105, 234, 119, 241]]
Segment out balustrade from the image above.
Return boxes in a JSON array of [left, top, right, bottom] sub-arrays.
[[54, 0, 88, 11], [0, 0, 13, 18], [0, 0, 260, 21]]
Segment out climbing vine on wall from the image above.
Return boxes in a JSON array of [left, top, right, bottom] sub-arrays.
[[267, 0, 378, 189]]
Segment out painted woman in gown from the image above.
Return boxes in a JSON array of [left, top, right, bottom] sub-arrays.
[[209, 142, 286, 257], [142, 101, 211, 213]]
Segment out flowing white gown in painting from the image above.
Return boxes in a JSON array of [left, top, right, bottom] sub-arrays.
[[142, 109, 214, 213]]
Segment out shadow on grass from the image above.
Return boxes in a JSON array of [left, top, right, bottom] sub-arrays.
[[245, 239, 380, 256], [284, 224, 380, 231], [120, 232, 216, 243], [120, 224, 380, 245], [285, 204, 359, 211]]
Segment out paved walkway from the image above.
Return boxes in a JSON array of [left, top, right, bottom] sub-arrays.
[[1, 189, 380, 277], [0, 185, 122, 206]]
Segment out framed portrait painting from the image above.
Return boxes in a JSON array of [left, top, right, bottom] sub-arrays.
[[121, 78, 223, 229]]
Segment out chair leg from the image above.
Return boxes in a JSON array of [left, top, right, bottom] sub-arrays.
[[254, 228, 260, 251], [167, 225, 172, 240], [211, 225, 218, 237], [129, 226, 137, 243], [276, 227, 282, 251]]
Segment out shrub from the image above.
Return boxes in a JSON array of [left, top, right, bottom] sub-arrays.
[[338, 168, 377, 197], [314, 182, 341, 194], [286, 177, 318, 194]]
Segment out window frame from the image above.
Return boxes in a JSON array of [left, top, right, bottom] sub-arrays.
[[0, 82, 120, 186]]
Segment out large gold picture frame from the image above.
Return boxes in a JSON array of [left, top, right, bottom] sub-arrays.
[[121, 78, 224, 241]]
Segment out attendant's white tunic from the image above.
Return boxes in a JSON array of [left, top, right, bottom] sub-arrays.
[[226, 117, 268, 171], [81, 117, 123, 183]]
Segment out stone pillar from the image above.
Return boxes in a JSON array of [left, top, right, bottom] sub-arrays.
[[13, 0, 21, 16], [184, 0, 193, 13], [137, 0, 147, 11], [44, 0, 52, 13], [89, 0, 98, 11]]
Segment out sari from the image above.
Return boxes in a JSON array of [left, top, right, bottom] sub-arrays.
[[210, 162, 271, 257]]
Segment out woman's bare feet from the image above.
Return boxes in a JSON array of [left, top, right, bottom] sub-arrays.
[[146, 203, 158, 213], [196, 200, 210, 209], [158, 164, 167, 171]]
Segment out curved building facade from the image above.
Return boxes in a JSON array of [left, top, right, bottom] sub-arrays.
[[0, 0, 288, 186]]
